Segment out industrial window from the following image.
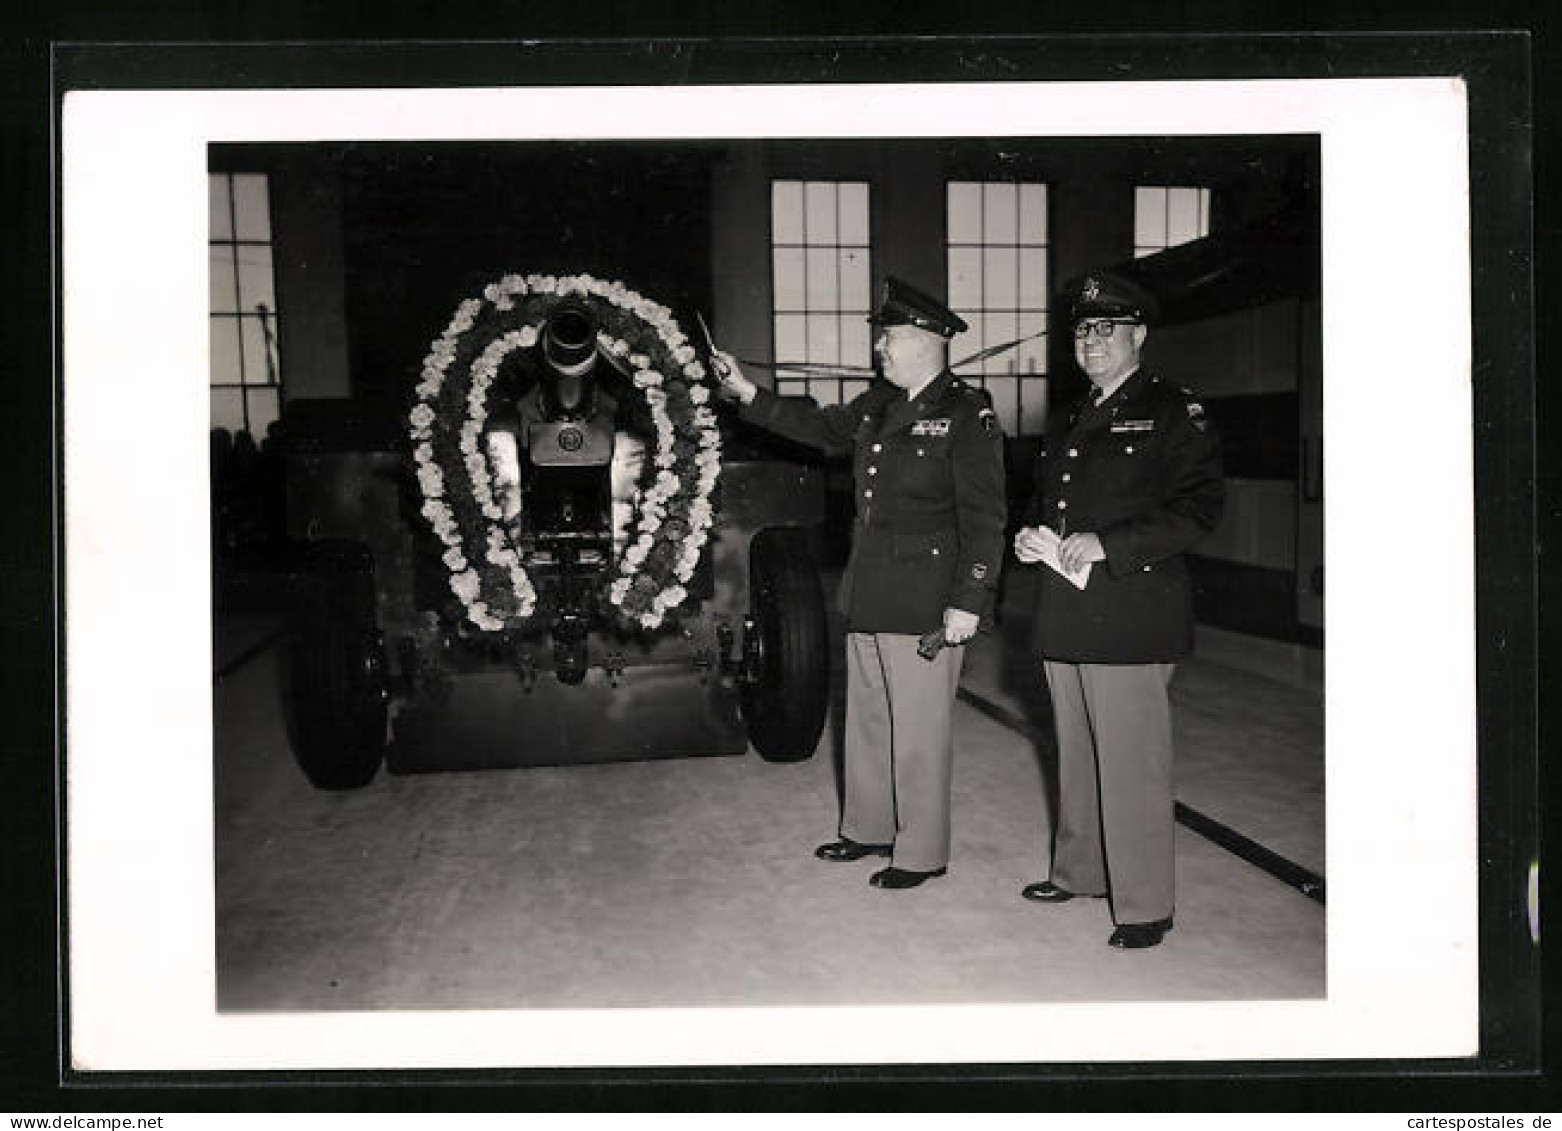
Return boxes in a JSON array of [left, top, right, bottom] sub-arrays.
[[946, 180, 1049, 436], [770, 180, 873, 406], [209, 172, 282, 439], [1134, 185, 1211, 258]]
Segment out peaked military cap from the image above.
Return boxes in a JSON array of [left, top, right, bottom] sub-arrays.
[[867, 276, 968, 338], [1068, 271, 1161, 325]]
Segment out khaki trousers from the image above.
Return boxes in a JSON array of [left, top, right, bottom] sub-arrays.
[[841, 631, 965, 873], [1043, 660, 1177, 925]]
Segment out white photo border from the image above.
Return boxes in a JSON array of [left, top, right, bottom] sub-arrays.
[[62, 78, 1477, 1070]]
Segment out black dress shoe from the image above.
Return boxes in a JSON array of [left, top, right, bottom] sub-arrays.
[[1020, 881, 1105, 903], [1108, 918, 1174, 949], [815, 837, 892, 862], [869, 866, 947, 889]]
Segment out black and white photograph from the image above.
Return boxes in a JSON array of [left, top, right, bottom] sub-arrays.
[[203, 132, 1323, 1014], [58, 61, 1503, 1073]]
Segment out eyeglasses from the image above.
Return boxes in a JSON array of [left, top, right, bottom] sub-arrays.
[[1073, 318, 1139, 340]]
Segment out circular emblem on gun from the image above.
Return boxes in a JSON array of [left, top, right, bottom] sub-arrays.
[[557, 426, 585, 452]]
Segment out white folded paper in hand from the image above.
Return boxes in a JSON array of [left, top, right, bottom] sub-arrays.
[[1032, 525, 1092, 590]]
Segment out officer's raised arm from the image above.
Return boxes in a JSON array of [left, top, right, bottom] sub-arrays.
[[710, 348, 757, 405]]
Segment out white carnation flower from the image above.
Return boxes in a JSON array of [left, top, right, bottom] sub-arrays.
[[416, 465, 445, 498], [450, 569, 481, 604]]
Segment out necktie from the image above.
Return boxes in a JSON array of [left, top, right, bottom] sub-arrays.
[[1091, 385, 1106, 407]]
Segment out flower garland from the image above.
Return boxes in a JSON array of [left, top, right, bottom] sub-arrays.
[[408, 273, 721, 633]]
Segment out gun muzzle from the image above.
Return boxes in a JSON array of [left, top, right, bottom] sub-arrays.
[[543, 300, 598, 378]]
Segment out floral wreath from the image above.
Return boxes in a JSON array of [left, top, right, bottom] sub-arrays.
[[407, 273, 721, 633]]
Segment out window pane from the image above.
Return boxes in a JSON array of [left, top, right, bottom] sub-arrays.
[[209, 246, 238, 313], [209, 174, 233, 241], [809, 379, 840, 406], [806, 246, 838, 309], [235, 244, 276, 312], [774, 314, 807, 361], [246, 386, 281, 440], [210, 386, 245, 434], [838, 182, 869, 245], [210, 317, 242, 385], [947, 182, 981, 244], [840, 247, 871, 310], [232, 174, 272, 242], [840, 378, 870, 403], [771, 181, 803, 244], [776, 376, 808, 397], [773, 248, 806, 311], [1019, 246, 1048, 308], [947, 247, 981, 309], [1016, 332, 1048, 376], [982, 182, 1017, 244], [1135, 186, 1167, 248], [840, 318, 871, 370], [1019, 375, 1050, 434], [804, 182, 837, 244], [984, 246, 1018, 309], [1019, 183, 1047, 243], [983, 311, 1017, 375], [986, 375, 1019, 435], [806, 313, 840, 364], [242, 316, 280, 385], [1167, 187, 1203, 246]]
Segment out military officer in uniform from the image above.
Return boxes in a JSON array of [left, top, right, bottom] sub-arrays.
[[712, 277, 1007, 890], [1013, 271, 1223, 947]]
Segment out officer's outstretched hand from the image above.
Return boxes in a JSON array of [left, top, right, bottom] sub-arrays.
[[942, 607, 980, 646], [710, 349, 757, 405]]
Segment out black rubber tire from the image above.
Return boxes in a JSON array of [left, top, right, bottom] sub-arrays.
[[740, 527, 830, 762], [282, 541, 388, 790]]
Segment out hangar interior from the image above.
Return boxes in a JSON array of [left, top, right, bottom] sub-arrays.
[[210, 135, 1325, 1009]]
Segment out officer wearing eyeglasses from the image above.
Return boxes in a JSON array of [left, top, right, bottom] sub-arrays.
[[1012, 271, 1223, 949]]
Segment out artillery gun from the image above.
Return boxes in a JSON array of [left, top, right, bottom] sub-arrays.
[[280, 279, 832, 789]]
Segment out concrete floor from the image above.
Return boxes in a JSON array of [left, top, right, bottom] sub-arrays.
[[213, 571, 1325, 1012]]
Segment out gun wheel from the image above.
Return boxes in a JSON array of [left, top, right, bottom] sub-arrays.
[[740, 527, 829, 762], [283, 540, 389, 790]]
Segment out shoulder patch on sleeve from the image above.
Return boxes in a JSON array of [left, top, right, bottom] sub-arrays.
[[957, 384, 1000, 435], [1185, 398, 1208, 431]]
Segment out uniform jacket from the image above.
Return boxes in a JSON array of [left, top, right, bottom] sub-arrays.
[[1025, 367, 1223, 663], [743, 370, 1007, 634]]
